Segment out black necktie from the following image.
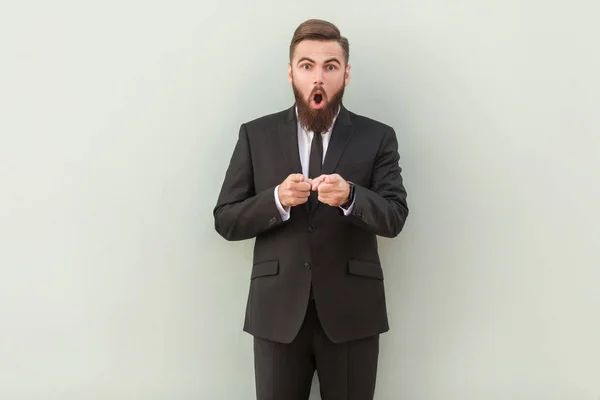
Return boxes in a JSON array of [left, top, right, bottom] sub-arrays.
[[308, 131, 323, 178], [308, 132, 323, 210]]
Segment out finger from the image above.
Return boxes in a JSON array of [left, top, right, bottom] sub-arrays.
[[318, 194, 332, 204], [288, 184, 309, 194], [291, 190, 310, 199], [311, 176, 327, 190], [296, 190, 310, 199], [325, 174, 340, 184], [298, 191, 311, 201], [294, 182, 312, 191], [317, 183, 334, 193], [290, 194, 309, 205], [285, 188, 307, 198], [289, 173, 305, 183]]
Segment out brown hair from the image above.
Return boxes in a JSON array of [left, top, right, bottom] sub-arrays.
[[289, 19, 349, 64]]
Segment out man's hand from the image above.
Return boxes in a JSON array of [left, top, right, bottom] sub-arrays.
[[277, 174, 312, 207], [311, 174, 350, 207]]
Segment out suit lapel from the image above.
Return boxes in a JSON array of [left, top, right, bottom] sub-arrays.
[[278, 106, 303, 175], [322, 106, 353, 175]]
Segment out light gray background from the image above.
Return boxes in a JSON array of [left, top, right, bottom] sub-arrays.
[[1, 0, 599, 399]]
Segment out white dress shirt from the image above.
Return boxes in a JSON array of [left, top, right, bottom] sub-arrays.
[[274, 107, 355, 221]]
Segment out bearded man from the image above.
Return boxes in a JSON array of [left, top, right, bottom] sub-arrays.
[[213, 19, 409, 400]]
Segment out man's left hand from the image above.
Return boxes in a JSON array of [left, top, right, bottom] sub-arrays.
[[310, 174, 351, 207]]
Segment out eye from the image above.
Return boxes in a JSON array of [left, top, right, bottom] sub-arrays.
[[301, 64, 311, 70], [326, 65, 337, 71]]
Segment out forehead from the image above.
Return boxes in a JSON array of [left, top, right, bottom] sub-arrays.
[[292, 40, 344, 63]]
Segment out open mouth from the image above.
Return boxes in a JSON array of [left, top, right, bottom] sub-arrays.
[[313, 93, 323, 105]]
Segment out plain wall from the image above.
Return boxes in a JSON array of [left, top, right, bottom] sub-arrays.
[[1, 0, 599, 398]]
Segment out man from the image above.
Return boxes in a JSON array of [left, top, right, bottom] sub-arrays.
[[213, 19, 409, 400]]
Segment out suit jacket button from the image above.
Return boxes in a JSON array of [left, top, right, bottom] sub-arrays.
[[308, 225, 316, 232], [303, 262, 311, 270]]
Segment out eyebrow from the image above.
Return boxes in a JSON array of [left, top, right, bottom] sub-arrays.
[[297, 57, 315, 65], [324, 58, 342, 65], [297, 57, 342, 66]]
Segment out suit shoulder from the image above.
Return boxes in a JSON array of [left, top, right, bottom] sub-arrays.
[[242, 108, 289, 130], [346, 110, 402, 151], [347, 110, 395, 133]]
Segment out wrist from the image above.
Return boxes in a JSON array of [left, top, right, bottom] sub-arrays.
[[276, 186, 289, 208], [341, 181, 354, 208]]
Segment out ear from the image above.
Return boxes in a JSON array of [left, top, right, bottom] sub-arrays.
[[344, 63, 351, 86], [288, 63, 293, 83]]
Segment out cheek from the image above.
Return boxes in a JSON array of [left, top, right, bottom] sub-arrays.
[[294, 83, 312, 98], [296, 75, 311, 88], [329, 73, 345, 86], [325, 82, 343, 96]]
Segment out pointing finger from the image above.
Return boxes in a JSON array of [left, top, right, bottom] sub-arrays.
[[311, 176, 327, 190]]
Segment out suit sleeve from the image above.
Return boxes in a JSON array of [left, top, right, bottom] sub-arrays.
[[346, 127, 409, 238], [213, 124, 285, 241]]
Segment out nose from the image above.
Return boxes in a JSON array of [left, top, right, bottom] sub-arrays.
[[313, 67, 324, 85]]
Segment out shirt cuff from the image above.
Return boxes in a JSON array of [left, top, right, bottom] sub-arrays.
[[274, 185, 291, 221], [339, 199, 354, 216]]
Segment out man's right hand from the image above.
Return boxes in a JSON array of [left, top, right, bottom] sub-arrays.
[[277, 174, 312, 207]]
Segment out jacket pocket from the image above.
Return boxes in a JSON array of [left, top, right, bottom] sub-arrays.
[[348, 259, 383, 280], [251, 260, 279, 279]]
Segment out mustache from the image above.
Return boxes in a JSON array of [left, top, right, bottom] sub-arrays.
[[309, 86, 327, 98]]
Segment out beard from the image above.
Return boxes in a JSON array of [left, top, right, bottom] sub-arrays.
[[292, 80, 345, 134]]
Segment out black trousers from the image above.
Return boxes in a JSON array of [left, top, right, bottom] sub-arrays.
[[253, 300, 380, 400]]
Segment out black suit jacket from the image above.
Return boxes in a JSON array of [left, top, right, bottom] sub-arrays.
[[213, 104, 408, 344]]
